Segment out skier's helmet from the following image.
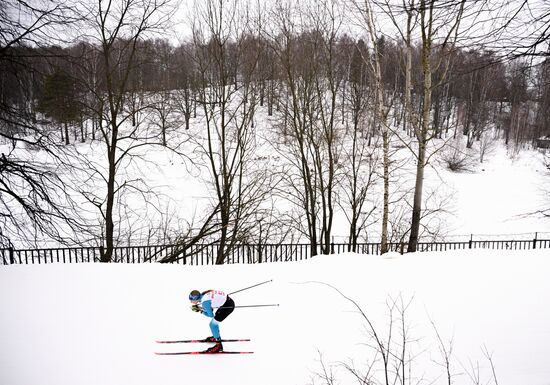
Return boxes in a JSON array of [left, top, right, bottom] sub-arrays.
[[189, 290, 201, 301]]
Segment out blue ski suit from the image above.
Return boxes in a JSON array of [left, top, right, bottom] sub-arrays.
[[198, 290, 235, 339]]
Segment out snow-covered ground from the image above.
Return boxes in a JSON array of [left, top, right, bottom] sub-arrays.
[[2, 98, 550, 385], [1, 140, 549, 384], [3, 130, 549, 247], [1, 249, 549, 385], [437, 146, 550, 238]]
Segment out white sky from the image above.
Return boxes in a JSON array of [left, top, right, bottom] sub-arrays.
[[171, 0, 549, 56]]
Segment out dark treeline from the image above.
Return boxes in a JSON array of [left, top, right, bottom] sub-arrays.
[[2, 35, 549, 147]]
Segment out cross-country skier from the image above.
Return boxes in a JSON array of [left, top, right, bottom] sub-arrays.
[[189, 289, 235, 353]]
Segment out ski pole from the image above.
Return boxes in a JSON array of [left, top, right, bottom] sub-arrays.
[[235, 304, 279, 308], [218, 304, 279, 309], [228, 279, 273, 295]]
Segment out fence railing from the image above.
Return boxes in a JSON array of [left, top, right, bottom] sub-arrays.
[[1, 238, 549, 265]]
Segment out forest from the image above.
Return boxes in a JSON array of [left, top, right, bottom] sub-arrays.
[[1, 0, 549, 262]]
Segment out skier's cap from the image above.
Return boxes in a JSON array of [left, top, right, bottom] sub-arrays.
[[189, 290, 201, 301]]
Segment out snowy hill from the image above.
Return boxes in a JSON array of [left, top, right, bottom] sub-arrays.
[[435, 146, 549, 237], [3, 125, 550, 249], [1, 249, 549, 385]]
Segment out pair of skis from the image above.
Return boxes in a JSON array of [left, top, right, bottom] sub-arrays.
[[155, 338, 252, 355]]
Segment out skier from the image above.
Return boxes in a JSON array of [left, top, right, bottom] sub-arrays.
[[189, 289, 235, 353]]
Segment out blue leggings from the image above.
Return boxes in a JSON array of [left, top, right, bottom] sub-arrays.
[[209, 296, 235, 339]]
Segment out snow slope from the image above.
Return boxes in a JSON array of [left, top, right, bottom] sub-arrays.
[[3, 127, 550, 247], [440, 146, 550, 237], [1, 249, 549, 385]]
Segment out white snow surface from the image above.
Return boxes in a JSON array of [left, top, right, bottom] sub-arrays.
[[441, 147, 550, 237], [2, 117, 550, 384], [1, 249, 550, 385], [3, 125, 550, 247]]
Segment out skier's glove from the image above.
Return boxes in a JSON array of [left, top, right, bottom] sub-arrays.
[[191, 304, 202, 313]]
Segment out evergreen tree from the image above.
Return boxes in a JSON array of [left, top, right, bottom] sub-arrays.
[[38, 69, 81, 144]]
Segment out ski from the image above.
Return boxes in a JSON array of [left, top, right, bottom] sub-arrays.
[[155, 351, 253, 355], [156, 338, 250, 344]]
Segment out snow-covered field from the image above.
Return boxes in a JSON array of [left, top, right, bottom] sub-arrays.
[[435, 145, 550, 238], [3, 125, 550, 248], [1, 249, 550, 385], [2, 139, 549, 384], [2, 92, 550, 385]]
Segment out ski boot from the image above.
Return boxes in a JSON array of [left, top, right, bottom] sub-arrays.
[[204, 339, 223, 353]]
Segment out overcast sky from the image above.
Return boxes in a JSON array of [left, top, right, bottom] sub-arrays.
[[166, 0, 548, 59]]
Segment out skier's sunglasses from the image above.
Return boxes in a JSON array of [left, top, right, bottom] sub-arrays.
[[189, 294, 201, 301]]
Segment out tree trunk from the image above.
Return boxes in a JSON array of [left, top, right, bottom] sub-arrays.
[[64, 122, 70, 145], [216, 215, 228, 265], [360, 0, 391, 254], [407, 20, 432, 252], [102, 136, 117, 262], [381, 128, 390, 253], [407, 140, 426, 252]]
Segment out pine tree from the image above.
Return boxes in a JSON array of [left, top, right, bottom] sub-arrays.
[[37, 69, 81, 144]]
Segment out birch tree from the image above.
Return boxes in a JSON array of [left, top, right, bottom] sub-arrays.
[[351, 0, 396, 253], [377, 0, 466, 252], [407, 0, 466, 252]]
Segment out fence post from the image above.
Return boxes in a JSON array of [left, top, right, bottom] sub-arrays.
[[469, 234, 473, 249], [257, 243, 262, 263], [533, 232, 538, 249], [9, 247, 15, 264], [258, 231, 262, 263]]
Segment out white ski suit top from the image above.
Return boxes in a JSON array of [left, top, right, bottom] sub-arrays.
[[200, 290, 227, 317]]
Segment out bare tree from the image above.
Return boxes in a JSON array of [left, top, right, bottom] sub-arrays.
[[430, 315, 457, 385], [173, 43, 198, 130], [0, 0, 86, 247], [340, 38, 379, 251], [191, 0, 274, 264], [377, 0, 467, 252], [340, 95, 379, 249], [309, 283, 501, 385], [453, 51, 494, 149], [408, 0, 467, 252], [76, 0, 177, 262], [270, 5, 322, 255], [351, 0, 399, 253], [483, 0, 550, 60], [148, 91, 178, 146], [270, 0, 347, 255], [312, 282, 418, 385], [309, 0, 348, 254]]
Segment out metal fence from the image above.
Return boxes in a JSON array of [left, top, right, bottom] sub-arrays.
[[1, 238, 549, 265]]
